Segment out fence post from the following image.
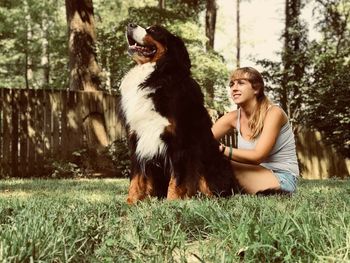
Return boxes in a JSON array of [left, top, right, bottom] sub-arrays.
[[0, 89, 3, 176], [11, 90, 19, 177], [27, 89, 36, 175], [19, 89, 29, 176]]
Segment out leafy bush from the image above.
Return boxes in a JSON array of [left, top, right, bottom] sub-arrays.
[[107, 137, 131, 178], [44, 138, 131, 178], [50, 160, 83, 178]]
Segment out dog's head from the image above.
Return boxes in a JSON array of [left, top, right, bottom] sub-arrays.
[[126, 23, 191, 72]]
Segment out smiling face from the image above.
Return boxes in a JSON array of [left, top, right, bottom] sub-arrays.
[[126, 24, 167, 64], [229, 68, 265, 106], [229, 75, 256, 105]]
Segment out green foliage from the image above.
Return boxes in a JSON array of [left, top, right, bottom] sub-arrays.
[[258, 0, 310, 123], [0, 0, 231, 111], [95, 1, 230, 110], [50, 160, 84, 178], [0, 179, 349, 262], [257, 0, 350, 157], [0, 1, 26, 87], [191, 48, 230, 111], [303, 0, 350, 157], [2, 0, 348, 152], [41, 141, 130, 179], [107, 138, 131, 178], [0, 0, 67, 89]]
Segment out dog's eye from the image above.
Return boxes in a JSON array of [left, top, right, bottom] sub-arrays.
[[146, 27, 155, 34]]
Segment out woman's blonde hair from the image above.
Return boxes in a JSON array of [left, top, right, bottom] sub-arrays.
[[231, 67, 272, 139]]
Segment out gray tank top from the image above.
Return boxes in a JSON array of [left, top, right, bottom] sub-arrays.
[[236, 107, 299, 176]]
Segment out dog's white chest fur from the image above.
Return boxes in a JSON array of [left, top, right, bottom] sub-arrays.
[[120, 63, 169, 160]]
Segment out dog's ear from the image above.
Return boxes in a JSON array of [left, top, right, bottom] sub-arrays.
[[168, 35, 191, 73]]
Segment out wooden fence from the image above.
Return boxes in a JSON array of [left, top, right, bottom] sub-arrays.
[[0, 88, 124, 177], [295, 128, 349, 179], [1, 88, 348, 178]]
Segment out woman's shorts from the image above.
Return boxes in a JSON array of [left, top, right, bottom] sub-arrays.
[[272, 170, 298, 193]]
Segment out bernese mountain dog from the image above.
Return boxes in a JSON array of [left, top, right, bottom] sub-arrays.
[[119, 23, 241, 204]]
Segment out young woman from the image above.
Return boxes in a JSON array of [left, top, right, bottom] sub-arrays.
[[212, 67, 299, 194]]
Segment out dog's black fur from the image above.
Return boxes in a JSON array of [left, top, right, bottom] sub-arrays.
[[120, 25, 241, 201]]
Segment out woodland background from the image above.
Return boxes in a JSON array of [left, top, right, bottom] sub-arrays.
[[0, 0, 349, 178]]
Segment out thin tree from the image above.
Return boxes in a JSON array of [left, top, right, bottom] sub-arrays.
[[281, 0, 291, 114], [205, 0, 217, 51], [281, 0, 306, 120], [41, 7, 50, 89], [236, 0, 240, 68], [159, 0, 165, 9], [204, 0, 218, 107], [24, 0, 33, 89]]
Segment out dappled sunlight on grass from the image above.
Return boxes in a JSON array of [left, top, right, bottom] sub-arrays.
[[297, 179, 350, 197], [0, 178, 349, 262], [0, 178, 129, 202], [308, 185, 344, 194], [0, 190, 32, 199], [80, 193, 111, 203]]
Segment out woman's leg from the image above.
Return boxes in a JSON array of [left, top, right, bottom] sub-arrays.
[[231, 161, 280, 194]]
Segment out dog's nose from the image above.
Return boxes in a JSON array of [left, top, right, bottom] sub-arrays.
[[128, 23, 137, 28]]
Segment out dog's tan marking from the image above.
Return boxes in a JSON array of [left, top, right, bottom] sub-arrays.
[[131, 35, 166, 65], [127, 174, 155, 204], [167, 167, 199, 200], [143, 35, 167, 63], [132, 54, 151, 65], [198, 176, 213, 196], [167, 176, 188, 200]]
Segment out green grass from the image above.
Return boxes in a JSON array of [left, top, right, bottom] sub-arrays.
[[0, 179, 349, 262]]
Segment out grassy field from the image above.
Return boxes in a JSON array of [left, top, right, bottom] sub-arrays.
[[0, 178, 349, 262]]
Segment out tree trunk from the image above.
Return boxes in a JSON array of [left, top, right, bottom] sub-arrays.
[[65, 0, 108, 155], [159, 0, 165, 9], [290, 0, 303, 125], [205, 0, 217, 104], [281, 0, 303, 121], [24, 0, 33, 89], [65, 0, 101, 91], [41, 9, 50, 89], [205, 0, 217, 51], [236, 0, 240, 68], [281, 0, 291, 115]]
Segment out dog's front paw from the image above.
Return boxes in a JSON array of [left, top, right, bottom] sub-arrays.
[[126, 196, 138, 205]]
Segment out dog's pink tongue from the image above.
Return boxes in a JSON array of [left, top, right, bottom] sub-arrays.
[[129, 44, 156, 56]]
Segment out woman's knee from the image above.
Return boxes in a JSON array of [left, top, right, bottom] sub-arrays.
[[233, 165, 281, 194]]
